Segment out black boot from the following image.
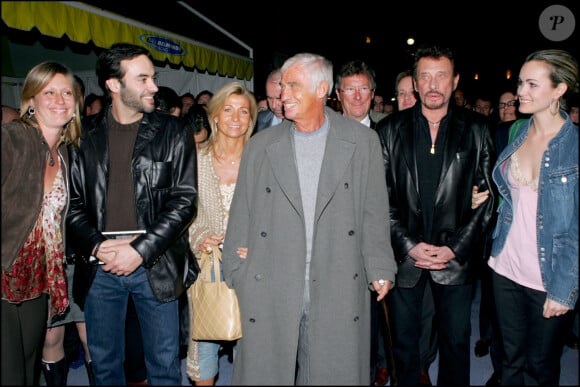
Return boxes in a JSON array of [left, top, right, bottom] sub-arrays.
[[85, 360, 96, 386], [41, 358, 68, 386]]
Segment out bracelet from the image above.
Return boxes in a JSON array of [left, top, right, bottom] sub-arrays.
[[92, 241, 102, 257]]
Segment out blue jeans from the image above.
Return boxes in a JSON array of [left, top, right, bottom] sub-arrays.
[[197, 340, 220, 380], [85, 266, 181, 385]]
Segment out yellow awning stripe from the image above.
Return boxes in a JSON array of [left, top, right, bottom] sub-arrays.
[[1, 1, 253, 81]]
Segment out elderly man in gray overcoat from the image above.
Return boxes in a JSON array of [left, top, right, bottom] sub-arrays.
[[222, 52, 397, 385]]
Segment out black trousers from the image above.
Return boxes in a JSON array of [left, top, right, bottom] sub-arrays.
[[478, 262, 503, 375], [1, 294, 48, 385], [390, 270, 472, 386], [492, 271, 573, 385]]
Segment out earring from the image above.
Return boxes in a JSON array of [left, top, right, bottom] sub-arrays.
[[27, 106, 35, 117], [66, 113, 76, 127], [549, 99, 560, 116]]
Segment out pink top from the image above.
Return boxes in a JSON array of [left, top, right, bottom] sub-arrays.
[[488, 163, 545, 291]]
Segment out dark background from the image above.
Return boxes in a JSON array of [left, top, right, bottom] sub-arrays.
[[75, 1, 580, 102]]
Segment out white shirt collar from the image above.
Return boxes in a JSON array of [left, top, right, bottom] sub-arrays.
[[360, 114, 371, 127]]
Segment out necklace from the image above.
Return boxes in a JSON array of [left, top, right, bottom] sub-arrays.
[[427, 120, 441, 128], [427, 120, 440, 155], [48, 151, 55, 166], [215, 154, 240, 165]]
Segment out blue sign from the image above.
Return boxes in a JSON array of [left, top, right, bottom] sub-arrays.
[[139, 34, 187, 56]]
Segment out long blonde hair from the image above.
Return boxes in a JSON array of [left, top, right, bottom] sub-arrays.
[[19, 61, 82, 147]]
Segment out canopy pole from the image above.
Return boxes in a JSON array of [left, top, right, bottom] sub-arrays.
[[177, 1, 253, 59]]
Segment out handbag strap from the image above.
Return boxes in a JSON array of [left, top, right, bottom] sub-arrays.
[[199, 245, 222, 282]]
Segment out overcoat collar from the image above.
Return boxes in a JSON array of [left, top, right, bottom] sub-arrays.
[[266, 107, 356, 222]]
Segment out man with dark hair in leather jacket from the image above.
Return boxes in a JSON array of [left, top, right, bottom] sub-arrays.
[[67, 43, 198, 385]]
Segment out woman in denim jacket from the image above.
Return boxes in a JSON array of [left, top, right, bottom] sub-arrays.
[[489, 49, 578, 385]]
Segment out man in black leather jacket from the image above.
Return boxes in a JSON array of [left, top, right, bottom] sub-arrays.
[[377, 46, 495, 386], [67, 43, 198, 385]]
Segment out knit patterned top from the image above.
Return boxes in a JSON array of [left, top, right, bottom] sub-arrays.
[[188, 146, 236, 258]]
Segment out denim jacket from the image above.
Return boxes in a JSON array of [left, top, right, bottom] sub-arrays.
[[490, 112, 578, 309]]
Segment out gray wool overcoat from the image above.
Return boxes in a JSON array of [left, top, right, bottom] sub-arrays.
[[222, 107, 397, 385]]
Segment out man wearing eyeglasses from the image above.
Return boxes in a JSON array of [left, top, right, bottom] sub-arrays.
[[335, 60, 386, 130], [335, 60, 393, 386], [494, 91, 520, 153], [497, 91, 518, 123]]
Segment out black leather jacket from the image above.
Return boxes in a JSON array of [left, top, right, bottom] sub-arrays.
[[377, 105, 495, 287], [67, 107, 198, 302]]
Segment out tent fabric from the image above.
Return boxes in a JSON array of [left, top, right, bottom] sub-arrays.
[[1, 1, 253, 81]]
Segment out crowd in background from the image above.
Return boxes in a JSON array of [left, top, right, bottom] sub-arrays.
[[2, 44, 578, 387]]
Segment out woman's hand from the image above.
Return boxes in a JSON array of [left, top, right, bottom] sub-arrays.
[[471, 185, 490, 209], [198, 233, 224, 253], [237, 247, 248, 259], [543, 298, 571, 318]]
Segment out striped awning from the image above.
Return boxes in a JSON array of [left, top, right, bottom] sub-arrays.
[[1, 1, 253, 80]]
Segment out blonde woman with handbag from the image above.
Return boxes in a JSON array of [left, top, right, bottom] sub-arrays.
[[186, 82, 257, 386]]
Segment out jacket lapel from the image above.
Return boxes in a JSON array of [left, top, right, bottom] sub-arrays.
[[267, 123, 304, 217], [399, 123, 420, 195], [438, 114, 463, 187], [133, 115, 158, 158], [315, 122, 355, 222]]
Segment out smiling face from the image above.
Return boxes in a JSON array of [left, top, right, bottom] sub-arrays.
[[336, 73, 374, 122], [214, 93, 252, 140], [280, 62, 316, 122], [517, 60, 566, 116], [107, 54, 158, 116], [498, 91, 517, 122], [29, 73, 75, 131]]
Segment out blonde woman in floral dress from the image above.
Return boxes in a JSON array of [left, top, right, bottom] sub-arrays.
[[186, 82, 257, 386]]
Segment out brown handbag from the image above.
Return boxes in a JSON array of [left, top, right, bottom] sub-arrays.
[[188, 245, 242, 341]]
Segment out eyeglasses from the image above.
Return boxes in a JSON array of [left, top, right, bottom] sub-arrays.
[[498, 100, 517, 109], [340, 86, 373, 96]]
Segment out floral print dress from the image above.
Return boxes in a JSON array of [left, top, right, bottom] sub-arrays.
[[1, 167, 68, 321]]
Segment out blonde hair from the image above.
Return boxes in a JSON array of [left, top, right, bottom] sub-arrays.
[[205, 82, 257, 150], [19, 61, 82, 147]]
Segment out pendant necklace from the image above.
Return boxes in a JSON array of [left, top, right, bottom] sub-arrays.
[[428, 120, 440, 155], [48, 151, 55, 166], [215, 153, 240, 165]]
